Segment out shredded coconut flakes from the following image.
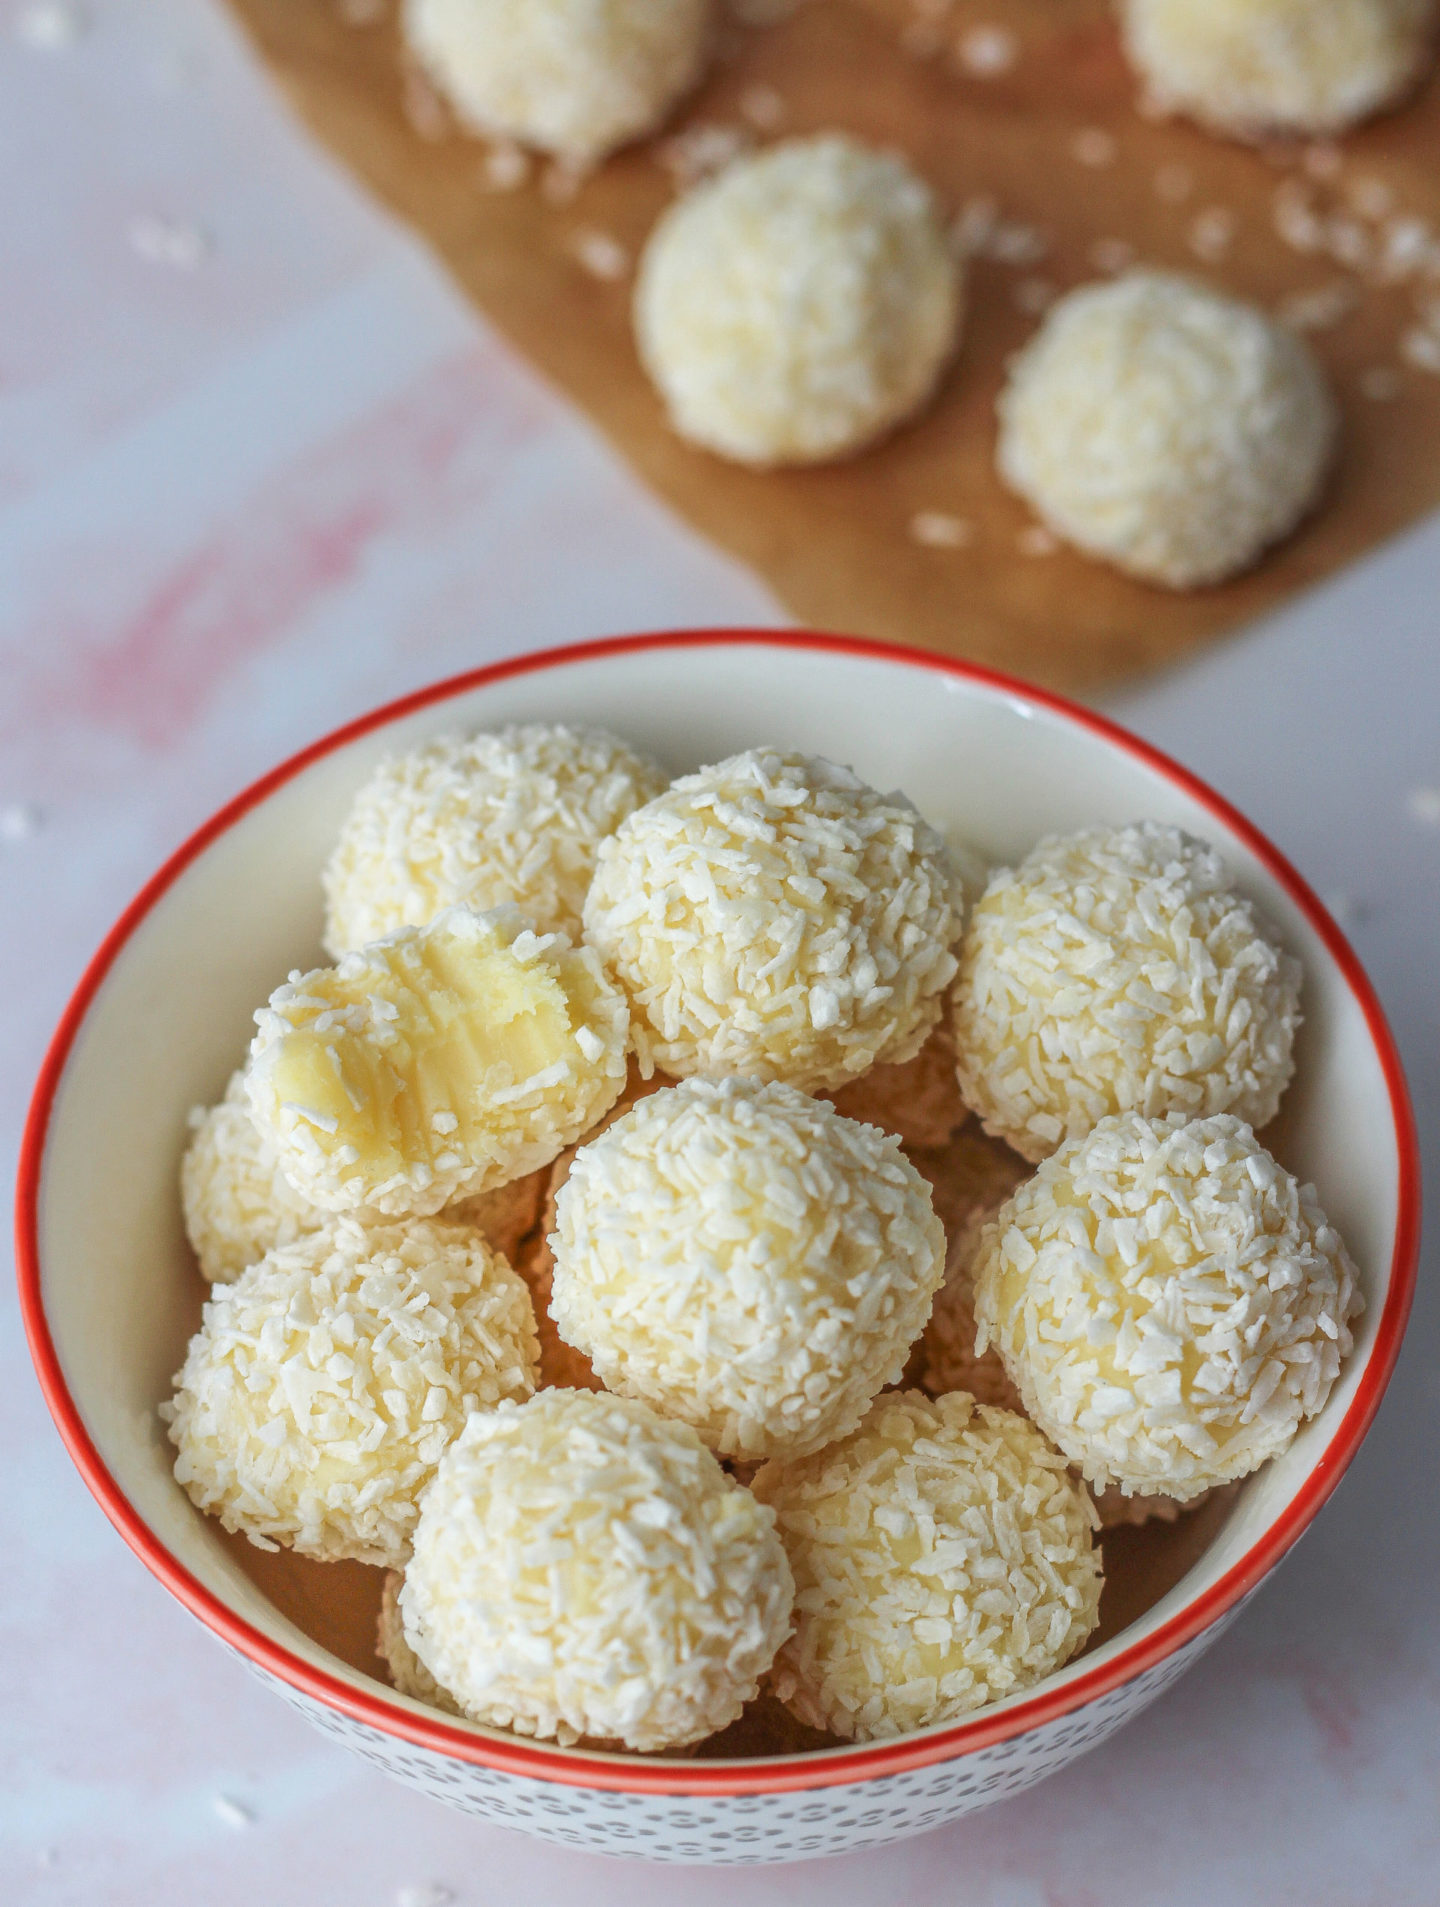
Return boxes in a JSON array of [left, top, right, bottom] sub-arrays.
[[399, 1390, 794, 1750], [753, 1392, 1101, 1741], [585, 746, 965, 1090], [163, 1216, 539, 1564], [550, 1077, 946, 1461], [972, 1111, 1362, 1500], [953, 822, 1302, 1160]]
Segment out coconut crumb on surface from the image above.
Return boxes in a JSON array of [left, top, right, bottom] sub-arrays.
[[128, 214, 212, 271], [399, 1389, 793, 1750], [585, 746, 965, 1090], [248, 905, 628, 1217], [322, 723, 665, 954], [550, 1078, 946, 1461], [1188, 205, 1236, 262], [164, 1215, 539, 1565], [1072, 127, 1117, 167], [909, 508, 974, 548], [634, 134, 963, 467], [570, 227, 630, 281], [957, 24, 1018, 77], [753, 1392, 1101, 1742], [14, 1, 87, 48], [401, 0, 713, 165], [0, 801, 42, 843], [973, 1111, 1362, 1501], [1277, 281, 1360, 332], [1406, 785, 1440, 824], [954, 822, 1302, 1160], [479, 140, 530, 190], [1015, 524, 1059, 556]]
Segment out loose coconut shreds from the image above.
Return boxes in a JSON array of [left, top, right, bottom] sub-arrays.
[[400, 1389, 794, 1751], [584, 748, 965, 1091], [378, 1570, 463, 1715], [1119, 0, 1437, 142], [996, 270, 1337, 589], [321, 725, 667, 957], [247, 905, 629, 1217], [550, 1078, 946, 1461], [634, 134, 963, 467], [164, 1216, 540, 1565], [181, 1071, 320, 1282], [953, 822, 1302, 1162], [401, 0, 713, 165], [753, 1392, 1102, 1742], [972, 1111, 1362, 1502]]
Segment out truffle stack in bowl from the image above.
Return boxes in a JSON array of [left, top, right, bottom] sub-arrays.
[[166, 706, 1359, 1757], [23, 637, 1408, 1858]]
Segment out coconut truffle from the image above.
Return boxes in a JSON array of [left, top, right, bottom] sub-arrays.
[[953, 822, 1302, 1162], [973, 1111, 1362, 1502], [378, 1570, 463, 1715], [585, 748, 964, 1090], [402, 0, 712, 165], [753, 1392, 1102, 1742], [1119, 0, 1436, 141], [550, 1077, 946, 1460], [635, 134, 963, 467], [180, 1070, 320, 1283], [164, 1216, 539, 1564], [321, 725, 667, 958], [247, 905, 628, 1217], [997, 270, 1337, 588], [399, 1388, 794, 1750]]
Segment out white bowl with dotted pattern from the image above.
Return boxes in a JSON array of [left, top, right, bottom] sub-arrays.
[[18, 632, 1418, 1864]]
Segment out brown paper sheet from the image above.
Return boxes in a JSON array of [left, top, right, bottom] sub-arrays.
[[222, 0, 1440, 694]]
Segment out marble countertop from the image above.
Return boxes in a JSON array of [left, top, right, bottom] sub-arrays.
[[3, 4, 1437, 1901]]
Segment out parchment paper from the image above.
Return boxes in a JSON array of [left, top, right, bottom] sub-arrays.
[[222, 0, 1440, 694]]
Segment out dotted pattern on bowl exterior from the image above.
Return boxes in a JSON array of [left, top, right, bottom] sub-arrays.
[[246, 1610, 1239, 1862]]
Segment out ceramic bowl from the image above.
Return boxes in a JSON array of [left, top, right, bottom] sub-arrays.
[[17, 631, 1418, 1865]]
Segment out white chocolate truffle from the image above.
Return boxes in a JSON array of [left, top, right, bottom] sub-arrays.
[[973, 1112, 1362, 1502], [753, 1392, 1102, 1742], [378, 1570, 462, 1715], [321, 725, 667, 958], [585, 748, 965, 1090], [399, 1389, 794, 1750], [165, 1216, 539, 1564], [1120, 0, 1436, 141], [953, 822, 1302, 1162], [635, 134, 963, 467], [180, 1071, 320, 1283], [402, 0, 712, 165], [248, 905, 628, 1217], [997, 271, 1337, 588], [550, 1078, 947, 1461]]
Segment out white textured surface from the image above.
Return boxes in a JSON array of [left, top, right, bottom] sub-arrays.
[[2, 1, 1439, 1900]]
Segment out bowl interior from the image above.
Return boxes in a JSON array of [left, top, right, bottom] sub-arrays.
[[28, 635, 1406, 1777]]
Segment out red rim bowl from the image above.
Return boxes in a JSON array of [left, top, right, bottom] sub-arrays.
[[15, 629, 1421, 1797]]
